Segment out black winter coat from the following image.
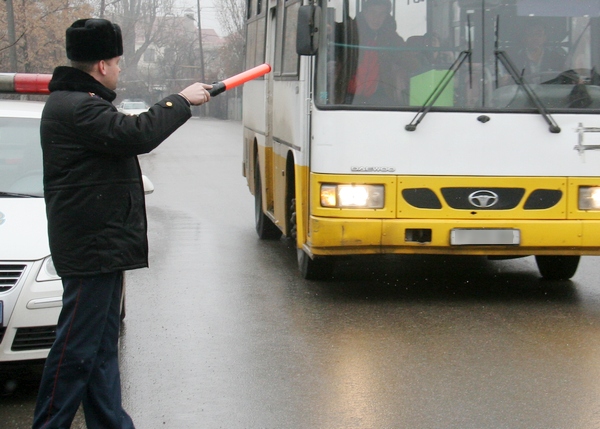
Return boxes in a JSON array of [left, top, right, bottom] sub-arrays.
[[42, 66, 191, 277]]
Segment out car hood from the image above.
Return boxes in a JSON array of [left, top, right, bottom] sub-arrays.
[[0, 198, 50, 260], [121, 109, 148, 115]]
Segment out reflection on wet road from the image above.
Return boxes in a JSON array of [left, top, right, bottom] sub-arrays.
[[3, 118, 600, 428]]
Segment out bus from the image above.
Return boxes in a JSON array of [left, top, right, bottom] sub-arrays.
[[243, 0, 600, 280]]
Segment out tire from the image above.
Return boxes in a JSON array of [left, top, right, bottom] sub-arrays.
[[254, 160, 282, 240], [535, 255, 580, 280], [287, 167, 334, 280], [297, 248, 335, 280]]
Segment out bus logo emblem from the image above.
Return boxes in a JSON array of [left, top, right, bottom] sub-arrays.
[[468, 190, 499, 208], [351, 166, 396, 172]]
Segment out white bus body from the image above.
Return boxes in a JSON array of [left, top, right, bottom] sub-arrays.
[[244, 0, 600, 279]]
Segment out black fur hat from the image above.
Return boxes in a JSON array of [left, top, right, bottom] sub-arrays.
[[66, 18, 123, 61]]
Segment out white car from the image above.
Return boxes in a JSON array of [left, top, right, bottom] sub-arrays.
[[0, 99, 153, 363], [117, 100, 149, 115], [0, 100, 62, 363]]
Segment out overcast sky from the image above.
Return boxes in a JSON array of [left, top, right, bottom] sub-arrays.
[[174, 0, 223, 36]]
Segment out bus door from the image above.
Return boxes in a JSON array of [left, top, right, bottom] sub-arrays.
[[271, 0, 306, 236], [265, 0, 276, 221]]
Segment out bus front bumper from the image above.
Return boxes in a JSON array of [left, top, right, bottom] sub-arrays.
[[306, 217, 600, 256]]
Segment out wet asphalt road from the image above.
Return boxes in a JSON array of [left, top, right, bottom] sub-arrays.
[[3, 117, 600, 429]]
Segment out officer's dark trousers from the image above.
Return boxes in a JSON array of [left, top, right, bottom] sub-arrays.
[[32, 272, 135, 429]]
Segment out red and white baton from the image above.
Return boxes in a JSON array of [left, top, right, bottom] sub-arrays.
[[208, 64, 271, 96], [0, 64, 272, 96]]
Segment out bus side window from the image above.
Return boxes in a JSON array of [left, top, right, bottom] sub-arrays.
[[246, 21, 258, 70], [246, 1, 267, 70], [274, 0, 285, 75], [282, 0, 301, 76]]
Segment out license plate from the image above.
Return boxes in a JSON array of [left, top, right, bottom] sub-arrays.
[[450, 228, 520, 246]]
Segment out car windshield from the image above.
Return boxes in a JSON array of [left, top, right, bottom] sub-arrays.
[[315, 0, 600, 112], [123, 102, 147, 109], [0, 117, 43, 197]]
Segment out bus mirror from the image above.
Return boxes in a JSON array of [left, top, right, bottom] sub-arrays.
[[297, 5, 321, 56]]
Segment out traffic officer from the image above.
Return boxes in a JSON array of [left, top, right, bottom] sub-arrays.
[[32, 18, 211, 429]]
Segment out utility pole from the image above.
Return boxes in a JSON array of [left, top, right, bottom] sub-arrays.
[[6, 0, 18, 71], [196, 0, 207, 116], [196, 0, 205, 82]]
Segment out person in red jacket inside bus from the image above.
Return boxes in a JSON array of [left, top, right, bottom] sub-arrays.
[[347, 0, 410, 106]]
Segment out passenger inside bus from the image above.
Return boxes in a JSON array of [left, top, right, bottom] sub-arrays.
[[512, 22, 566, 84], [346, 0, 414, 106], [405, 32, 454, 73], [492, 19, 600, 109]]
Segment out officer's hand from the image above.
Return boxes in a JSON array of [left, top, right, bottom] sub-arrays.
[[179, 83, 212, 106]]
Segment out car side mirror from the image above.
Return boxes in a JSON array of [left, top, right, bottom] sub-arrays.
[[142, 175, 154, 195], [296, 5, 321, 56]]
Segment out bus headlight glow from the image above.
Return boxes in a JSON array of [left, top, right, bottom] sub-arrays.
[[321, 184, 384, 208], [579, 186, 600, 210]]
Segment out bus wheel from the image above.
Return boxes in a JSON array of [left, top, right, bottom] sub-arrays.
[[535, 255, 580, 280], [297, 249, 335, 280], [254, 161, 282, 240]]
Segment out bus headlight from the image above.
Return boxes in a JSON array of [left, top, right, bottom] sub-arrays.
[[579, 186, 600, 210], [321, 184, 384, 208]]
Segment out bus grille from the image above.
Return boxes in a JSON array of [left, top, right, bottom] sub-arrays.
[[404, 187, 563, 211], [441, 188, 526, 210], [12, 326, 56, 351], [0, 264, 27, 293]]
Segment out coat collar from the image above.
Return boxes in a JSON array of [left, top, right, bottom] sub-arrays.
[[48, 66, 117, 102]]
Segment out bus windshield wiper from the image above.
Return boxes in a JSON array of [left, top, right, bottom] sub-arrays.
[[0, 191, 37, 198], [494, 16, 561, 134], [494, 52, 561, 133], [406, 15, 473, 132]]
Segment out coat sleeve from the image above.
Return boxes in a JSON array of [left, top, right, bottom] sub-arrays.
[[72, 93, 192, 157]]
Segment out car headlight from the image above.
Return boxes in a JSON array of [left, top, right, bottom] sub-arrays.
[[36, 256, 60, 282], [321, 184, 384, 208], [579, 186, 600, 210]]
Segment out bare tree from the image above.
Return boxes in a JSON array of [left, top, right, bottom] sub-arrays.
[[215, 0, 245, 39], [95, 0, 122, 18], [152, 15, 199, 93], [88, 0, 177, 98], [0, 0, 92, 73], [215, 0, 245, 76]]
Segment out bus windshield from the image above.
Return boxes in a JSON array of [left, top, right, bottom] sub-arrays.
[[315, 0, 600, 111]]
